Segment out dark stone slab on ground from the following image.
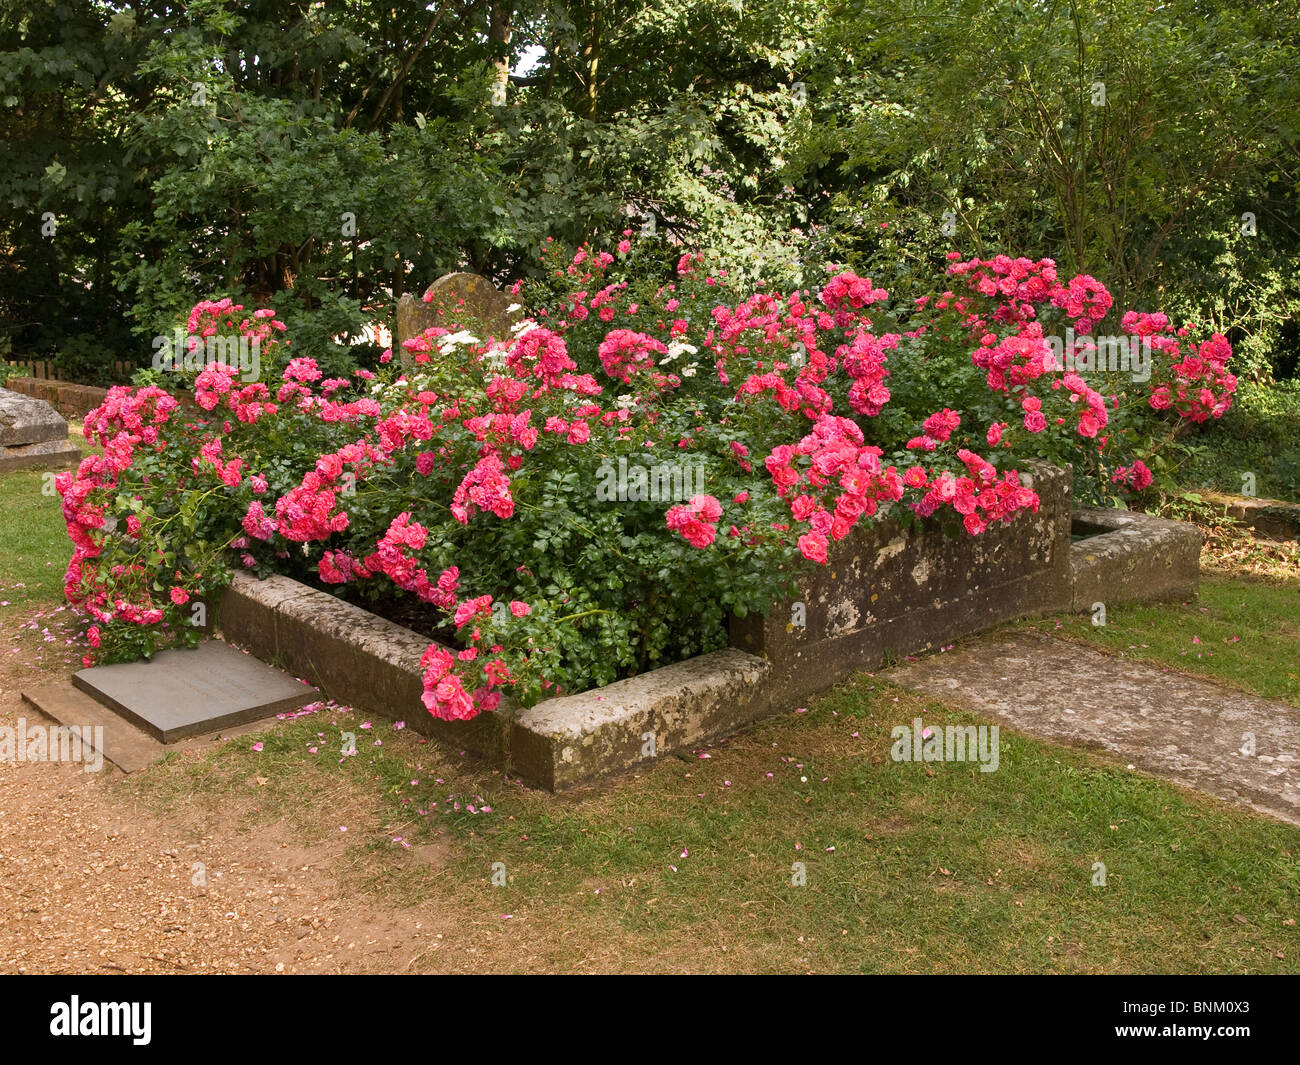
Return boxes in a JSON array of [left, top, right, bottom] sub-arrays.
[[885, 630, 1300, 826], [70, 640, 317, 743], [21, 676, 305, 773]]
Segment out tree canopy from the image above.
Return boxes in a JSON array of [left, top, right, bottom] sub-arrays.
[[2, 0, 1297, 380]]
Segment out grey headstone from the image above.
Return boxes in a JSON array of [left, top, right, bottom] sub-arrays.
[[395, 272, 522, 364], [0, 387, 69, 446], [72, 639, 317, 743]]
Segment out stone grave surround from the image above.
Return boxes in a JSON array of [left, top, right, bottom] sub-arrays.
[[0, 387, 82, 472], [394, 272, 523, 364]]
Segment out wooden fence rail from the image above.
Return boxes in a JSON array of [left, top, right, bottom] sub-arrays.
[[2, 358, 137, 383]]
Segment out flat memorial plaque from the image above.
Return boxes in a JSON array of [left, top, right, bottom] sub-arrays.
[[72, 640, 317, 743]]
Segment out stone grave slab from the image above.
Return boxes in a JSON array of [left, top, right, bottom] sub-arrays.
[[0, 387, 82, 472], [886, 630, 1300, 827], [71, 639, 317, 743], [21, 679, 304, 773]]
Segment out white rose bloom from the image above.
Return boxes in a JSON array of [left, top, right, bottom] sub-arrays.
[[442, 330, 480, 347]]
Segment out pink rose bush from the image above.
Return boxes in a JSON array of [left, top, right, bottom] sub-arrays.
[[59, 239, 1233, 717], [891, 253, 1234, 499]]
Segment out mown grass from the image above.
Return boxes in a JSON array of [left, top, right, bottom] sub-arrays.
[[1018, 572, 1300, 708], [0, 461, 75, 613], [122, 675, 1300, 973]]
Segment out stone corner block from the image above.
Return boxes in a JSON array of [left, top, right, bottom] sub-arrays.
[[508, 647, 772, 790], [1069, 506, 1201, 612]]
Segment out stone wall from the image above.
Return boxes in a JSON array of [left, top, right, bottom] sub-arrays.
[[212, 458, 1210, 790], [215, 572, 509, 760], [730, 460, 1074, 717], [1069, 506, 1201, 612], [1201, 491, 1300, 541], [218, 461, 1082, 788]]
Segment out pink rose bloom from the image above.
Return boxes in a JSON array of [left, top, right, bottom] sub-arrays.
[[790, 494, 818, 522], [681, 518, 715, 549], [922, 408, 961, 442], [689, 494, 722, 523], [798, 532, 829, 564], [283, 357, 323, 383], [1130, 460, 1153, 491]]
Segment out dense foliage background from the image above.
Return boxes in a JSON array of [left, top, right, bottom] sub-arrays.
[[12, 0, 1296, 703], [12, 0, 1300, 702], [2, 0, 1298, 386]]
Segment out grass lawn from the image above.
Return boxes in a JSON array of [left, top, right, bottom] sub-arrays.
[[118, 671, 1300, 973], [3, 447, 1297, 973], [0, 454, 78, 613]]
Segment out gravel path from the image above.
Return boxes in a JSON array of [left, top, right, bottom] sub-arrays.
[[0, 621, 475, 975]]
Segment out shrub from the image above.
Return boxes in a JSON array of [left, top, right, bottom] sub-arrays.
[[58, 242, 1235, 721]]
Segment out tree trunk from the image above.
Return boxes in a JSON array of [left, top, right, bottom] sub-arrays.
[[489, 2, 514, 104], [582, 3, 601, 119]]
